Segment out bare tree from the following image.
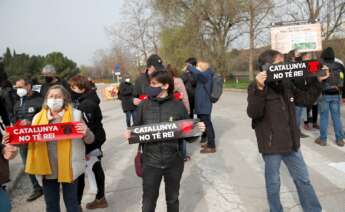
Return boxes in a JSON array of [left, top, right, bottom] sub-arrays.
[[109, 0, 160, 65]]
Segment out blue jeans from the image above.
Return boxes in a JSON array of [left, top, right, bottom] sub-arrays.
[[262, 150, 321, 212], [125, 110, 135, 128], [0, 187, 11, 212], [319, 95, 343, 141], [295, 106, 305, 128], [42, 179, 79, 212], [19, 145, 42, 192]]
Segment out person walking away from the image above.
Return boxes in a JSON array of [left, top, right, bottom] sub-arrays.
[[25, 85, 95, 212], [68, 75, 108, 210], [181, 57, 197, 118], [247, 49, 327, 212], [124, 70, 205, 212], [315, 47, 345, 146], [118, 77, 137, 127], [13, 78, 44, 201], [187, 61, 216, 153]]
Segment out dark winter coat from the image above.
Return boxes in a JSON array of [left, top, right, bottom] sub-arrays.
[[133, 73, 150, 97], [247, 78, 322, 154], [12, 91, 43, 124], [72, 91, 106, 154], [118, 82, 136, 112], [40, 77, 69, 97], [134, 96, 189, 169], [181, 71, 197, 106], [187, 65, 213, 115], [0, 144, 9, 185]]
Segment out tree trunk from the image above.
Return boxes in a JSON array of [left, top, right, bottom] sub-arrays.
[[248, 4, 255, 81]]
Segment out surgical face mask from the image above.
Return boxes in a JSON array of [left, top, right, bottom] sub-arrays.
[[125, 78, 130, 83], [47, 98, 64, 111], [16, 88, 28, 97]]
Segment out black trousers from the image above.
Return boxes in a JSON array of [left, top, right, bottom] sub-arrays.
[[142, 157, 184, 212], [197, 114, 216, 148], [305, 104, 318, 124], [77, 161, 105, 204]]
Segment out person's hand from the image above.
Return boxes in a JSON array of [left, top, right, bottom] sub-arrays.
[[197, 122, 206, 133], [183, 64, 188, 72], [123, 130, 131, 140], [133, 98, 142, 106], [256, 71, 267, 90], [2, 144, 18, 160], [318, 68, 330, 82], [76, 122, 87, 136], [2, 134, 10, 144]]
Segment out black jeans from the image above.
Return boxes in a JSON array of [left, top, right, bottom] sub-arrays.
[[305, 104, 318, 124], [197, 114, 216, 148], [42, 179, 79, 212], [77, 161, 105, 204], [142, 157, 184, 212]]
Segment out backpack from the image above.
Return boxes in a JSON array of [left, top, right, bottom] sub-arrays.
[[204, 73, 224, 103]]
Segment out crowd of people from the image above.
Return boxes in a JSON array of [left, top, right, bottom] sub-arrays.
[[0, 45, 345, 212]]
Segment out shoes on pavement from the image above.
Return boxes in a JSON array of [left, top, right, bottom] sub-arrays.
[[201, 143, 208, 148], [336, 140, 345, 147], [200, 137, 208, 144], [304, 123, 311, 131], [312, 123, 320, 129], [184, 155, 191, 162], [315, 137, 326, 146], [26, 189, 43, 202], [200, 147, 216, 154], [86, 197, 108, 209]]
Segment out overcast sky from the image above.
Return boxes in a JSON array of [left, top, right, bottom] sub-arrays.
[[0, 0, 124, 66]]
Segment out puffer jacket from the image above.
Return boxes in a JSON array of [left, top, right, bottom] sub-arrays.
[[247, 78, 322, 154], [134, 95, 189, 169], [0, 144, 9, 185]]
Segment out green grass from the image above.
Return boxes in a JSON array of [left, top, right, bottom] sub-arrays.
[[224, 80, 251, 89]]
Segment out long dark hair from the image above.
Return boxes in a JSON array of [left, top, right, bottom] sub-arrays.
[[149, 70, 175, 95]]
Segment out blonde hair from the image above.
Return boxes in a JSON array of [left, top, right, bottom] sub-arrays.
[[197, 61, 210, 71], [42, 85, 72, 109]]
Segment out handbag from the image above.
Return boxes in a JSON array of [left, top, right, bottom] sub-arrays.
[[134, 144, 143, 177]]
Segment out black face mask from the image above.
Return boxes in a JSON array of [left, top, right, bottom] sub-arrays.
[[145, 86, 162, 98], [45, 76, 54, 83], [70, 91, 83, 100]]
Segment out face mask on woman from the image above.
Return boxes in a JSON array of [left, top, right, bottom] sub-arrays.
[[145, 86, 162, 98], [17, 88, 28, 97], [47, 98, 64, 111]]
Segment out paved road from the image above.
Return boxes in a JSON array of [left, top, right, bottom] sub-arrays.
[[9, 91, 345, 212]]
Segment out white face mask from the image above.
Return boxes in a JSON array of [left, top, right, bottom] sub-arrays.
[[125, 78, 130, 83], [47, 98, 64, 111], [17, 88, 28, 97]]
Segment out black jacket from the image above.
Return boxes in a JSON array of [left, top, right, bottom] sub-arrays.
[[133, 73, 150, 97], [247, 78, 322, 154], [0, 144, 9, 185], [181, 72, 197, 104], [118, 82, 136, 112], [0, 96, 10, 127], [72, 91, 106, 154], [134, 96, 189, 168], [40, 77, 69, 97], [12, 91, 43, 124]]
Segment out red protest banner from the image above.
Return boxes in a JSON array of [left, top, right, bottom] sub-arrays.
[[6, 122, 84, 145]]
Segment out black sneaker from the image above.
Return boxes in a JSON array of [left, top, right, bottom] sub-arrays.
[[26, 189, 43, 202]]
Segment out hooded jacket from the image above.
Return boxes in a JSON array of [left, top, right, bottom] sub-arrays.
[[72, 91, 106, 154]]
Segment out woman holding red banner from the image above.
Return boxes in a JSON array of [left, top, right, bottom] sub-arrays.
[[25, 85, 94, 212], [124, 70, 205, 212]]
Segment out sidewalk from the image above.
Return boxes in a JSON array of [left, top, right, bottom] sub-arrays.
[[7, 154, 24, 193]]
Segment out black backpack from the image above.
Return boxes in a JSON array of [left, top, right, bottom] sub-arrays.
[[204, 73, 224, 103]]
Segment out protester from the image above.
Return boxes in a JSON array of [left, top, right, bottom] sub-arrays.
[[247, 49, 328, 212], [181, 57, 197, 118], [25, 85, 95, 212], [13, 78, 44, 201], [133, 54, 165, 106], [166, 64, 191, 161], [40, 64, 69, 97], [315, 47, 345, 146], [124, 70, 205, 212], [187, 61, 216, 153], [118, 76, 137, 127], [68, 75, 108, 210], [0, 134, 18, 212]]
